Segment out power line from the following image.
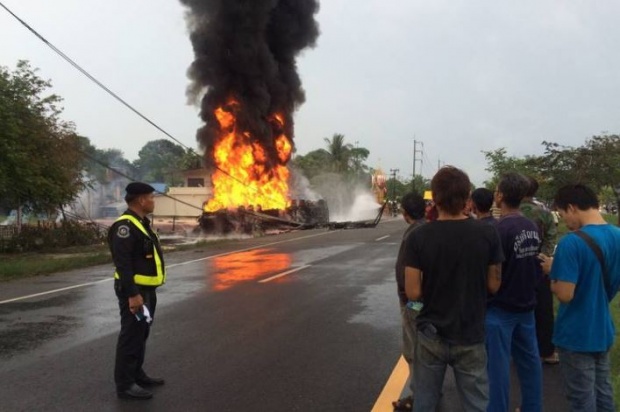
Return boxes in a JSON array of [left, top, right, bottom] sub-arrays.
[[77, 148, 204, 213], [422, 151, 432, 178], [0, 1, 281, 204]]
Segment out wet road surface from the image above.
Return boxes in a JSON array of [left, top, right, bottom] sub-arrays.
[[0, 219, 568, 411]]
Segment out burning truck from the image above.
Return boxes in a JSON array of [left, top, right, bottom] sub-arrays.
[[179, 0, 324, 234], [181, 1, 383, 234], [198, 199, 329, 235]]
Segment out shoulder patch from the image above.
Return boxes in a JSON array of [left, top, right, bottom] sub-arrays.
[[117, 225, 131, 239]]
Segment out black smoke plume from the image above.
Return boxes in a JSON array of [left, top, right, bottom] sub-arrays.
[[179, 0, 320, 171]]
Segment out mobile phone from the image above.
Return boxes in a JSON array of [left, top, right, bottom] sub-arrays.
[[135, 306, 145, 321]]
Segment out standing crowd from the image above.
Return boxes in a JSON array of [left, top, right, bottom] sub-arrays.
[[393, 166, 620, 412]]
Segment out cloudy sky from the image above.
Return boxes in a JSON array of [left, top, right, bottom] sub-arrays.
[[2, 0, 620, 185]]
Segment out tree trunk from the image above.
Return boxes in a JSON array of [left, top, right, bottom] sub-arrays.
[[16, 204, 22, 234], [59, 204, 67, 223]]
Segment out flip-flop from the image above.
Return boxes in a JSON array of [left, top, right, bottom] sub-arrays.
[[392, 395, 413, 411]]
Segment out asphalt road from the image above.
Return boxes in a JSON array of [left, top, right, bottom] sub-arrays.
[[0, 218, 568, 411]]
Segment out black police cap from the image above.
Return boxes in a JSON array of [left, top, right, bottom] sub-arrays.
[[125, 182, 155, 195]]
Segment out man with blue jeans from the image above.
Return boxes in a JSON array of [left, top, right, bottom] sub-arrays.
[[488, 173, 543, 412], [540, 184, 620, 411], [405, 166, 503, 411]]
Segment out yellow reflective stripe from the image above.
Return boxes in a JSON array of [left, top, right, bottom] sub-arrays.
[[114, 272, 162, 286], [113, 214, 165, 286], [133, 274, 163, 286]]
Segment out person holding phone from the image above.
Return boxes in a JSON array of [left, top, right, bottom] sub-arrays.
[[108, 182, 166, 400]]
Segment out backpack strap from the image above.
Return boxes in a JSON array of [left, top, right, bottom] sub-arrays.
[[573, 230, 612, 300]]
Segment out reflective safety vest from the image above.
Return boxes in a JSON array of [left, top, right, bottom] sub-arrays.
[[113, 214, 166, 287]]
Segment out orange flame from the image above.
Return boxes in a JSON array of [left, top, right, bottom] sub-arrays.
[[205, 102, 292, 212]]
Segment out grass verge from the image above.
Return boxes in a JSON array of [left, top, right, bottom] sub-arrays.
[[0, 247, 112, 280], [0, 237, 241, 281]]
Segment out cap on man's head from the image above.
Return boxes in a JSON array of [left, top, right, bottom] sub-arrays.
[[125, 182, 155, 196]]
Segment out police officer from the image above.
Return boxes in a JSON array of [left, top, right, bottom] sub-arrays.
[[109, 182, 166, 400]]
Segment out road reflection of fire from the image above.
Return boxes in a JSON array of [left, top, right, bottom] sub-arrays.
[[211, 249, 291, 291]]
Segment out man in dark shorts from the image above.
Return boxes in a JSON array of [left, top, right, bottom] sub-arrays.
[[404, 166, 504, 411]]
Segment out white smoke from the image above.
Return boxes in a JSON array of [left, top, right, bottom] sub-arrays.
[[302, 172, 380, 222], [328, 189, 381, 222], [288, 168, 322, 201]]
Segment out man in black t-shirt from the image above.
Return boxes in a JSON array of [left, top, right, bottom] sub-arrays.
[[404, 166, 504, 412]]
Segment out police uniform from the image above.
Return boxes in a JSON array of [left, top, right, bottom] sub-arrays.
[[108, 182, 166, 396]]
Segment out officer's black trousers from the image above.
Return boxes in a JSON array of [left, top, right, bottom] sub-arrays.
[[114, 283, 157, 391]]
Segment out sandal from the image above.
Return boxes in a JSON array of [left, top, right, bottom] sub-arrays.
[[542, 352, 560, 365], [392, 395, 413, 411]]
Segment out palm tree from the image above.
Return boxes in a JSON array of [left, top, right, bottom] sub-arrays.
[[323, 134, 353, 173]]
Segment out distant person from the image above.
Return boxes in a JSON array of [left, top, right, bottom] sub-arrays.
[[487, 173, 543, 412], [471, 188, 497, 225], [540, 184, 620, 411], [425, 201, 438, 222], [108, 182, 166, 400], [520, 176, 558, 364], [404, 166, 503, 412], [392, 192, 426, 411]]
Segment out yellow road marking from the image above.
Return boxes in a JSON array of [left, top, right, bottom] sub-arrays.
[[371, 355, 409, 411]]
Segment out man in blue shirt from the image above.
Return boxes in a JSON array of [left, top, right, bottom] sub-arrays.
[[540, 184, 620, 411]]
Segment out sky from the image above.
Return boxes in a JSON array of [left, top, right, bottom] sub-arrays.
[[2, 0, 620, 186]]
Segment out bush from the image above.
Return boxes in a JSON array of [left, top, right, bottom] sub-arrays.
[[0, 220, 106, 253]]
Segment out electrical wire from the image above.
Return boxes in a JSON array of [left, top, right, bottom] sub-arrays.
[[0, 1, 279, 202], [77, 148, 204, 214]]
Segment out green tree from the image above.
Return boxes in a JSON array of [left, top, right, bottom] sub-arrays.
[[323, 133, 353, 173], [538, 135, 620, 222], [408, 174, 431, 195], [385, 177, 407, 201], [76, 136, 135, 184], [0, 61, 84, 220], [291, 149, 331, 180], [133, 139, 189, 185], [482, 148, 535, 189]]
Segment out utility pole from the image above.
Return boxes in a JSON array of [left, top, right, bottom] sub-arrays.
[[389, 168, 399, 201], [412, 139, 423, 191]]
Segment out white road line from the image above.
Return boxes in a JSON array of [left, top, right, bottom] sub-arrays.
[[258, 265, 311, 283], [371, 355, 409, 412], [168, 230, 335, 266], [0, 230, 336, 306], [0, 279, 112, 305], [375, 235, 390, 241]]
